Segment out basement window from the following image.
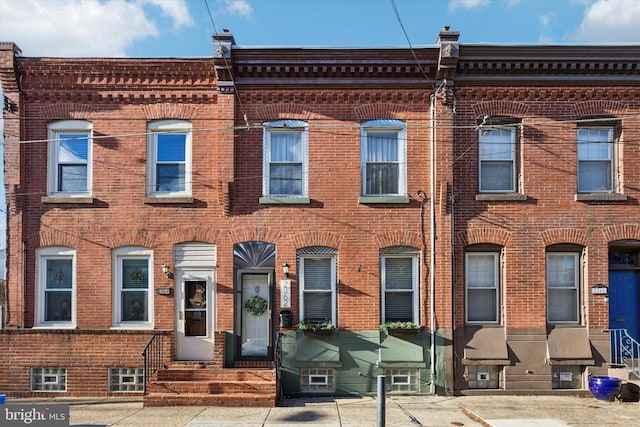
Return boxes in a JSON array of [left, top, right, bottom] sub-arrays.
[[466, 365, 501, 389], [109, 367, 145, 392], [552, 366, 582, 389], [31, 367, 67, 392], [300, 368, 336, 393], [384, 368, 419, 393]]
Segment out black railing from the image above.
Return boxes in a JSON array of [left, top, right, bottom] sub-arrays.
[[141, 333, 165, 393], [275, 332, 283, 403]]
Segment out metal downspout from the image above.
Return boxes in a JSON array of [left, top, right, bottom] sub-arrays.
[[429, 94, 436, 395]]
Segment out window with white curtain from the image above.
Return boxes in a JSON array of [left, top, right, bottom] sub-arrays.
[[263, 120, 308, 197], [381, 247, 419, 323], [47, 120, 92, 197], [299, 247, 337, 325], [577, 126, 614, 192], [361, 120, 406, 196], [478, 126, 517, 193], [147, 120, 191, 197], [546, 252, 580, 323], [465, 252, 500, 323]]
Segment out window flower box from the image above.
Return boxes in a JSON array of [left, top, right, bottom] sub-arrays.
[[297, 320, 336, 334], [380, 321, 422, 335]]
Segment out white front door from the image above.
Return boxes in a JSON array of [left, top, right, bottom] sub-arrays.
[[175, 269, 215, 360], [240, 272, 271, 358]]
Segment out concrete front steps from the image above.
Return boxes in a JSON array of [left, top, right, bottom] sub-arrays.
[[143, 362, 277, 407], [608, 367, 640, 402]]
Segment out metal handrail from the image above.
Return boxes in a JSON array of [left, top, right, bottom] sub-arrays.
[[141, 333, 165, 393], [607, 329, 640, 375]]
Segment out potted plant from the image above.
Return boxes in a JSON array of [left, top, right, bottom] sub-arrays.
[[297, 319, 336, 334], [380, 321, 422, 335]]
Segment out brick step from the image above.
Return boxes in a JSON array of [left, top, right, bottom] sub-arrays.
[[155, 368, 276, 382], [143, 392, 276, 407], [147, 379, 275, 394]]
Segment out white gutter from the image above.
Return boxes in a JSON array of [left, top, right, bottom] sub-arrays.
[[429, 93, 436, 395]]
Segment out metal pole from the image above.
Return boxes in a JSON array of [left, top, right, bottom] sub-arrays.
[[377, 375, 385, 427]]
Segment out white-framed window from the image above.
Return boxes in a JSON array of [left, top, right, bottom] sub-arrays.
[[112, 247, 154, 329], [147, 120, 192, 197], [384, 368, 419, 393], [108, 367, 145, 392], [263, 120, 308, 197], [381, 247, 419, 323], [546, 252, 580, 324], [577, 126, 614, 192], [465, 252, 500, 323], [300, 368, 336, 393], [35, 247, 76, 328], [361, 120, 406, 196], [31, 367, 67, 392], [47, 120, 92, 197], [478, 124, 517, 193], [298, 247, 337, 325]]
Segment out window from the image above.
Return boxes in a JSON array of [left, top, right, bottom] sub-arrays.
[[381, 247, 419, 323], [384, 368, 419, 393], [546, 252, 580, 323], [31, 367, 66, 392], [299, 247, 337, 325], [35, 247, 76, 328], [478, 122, 517, 193], [113, 247, 154, 329], [361, 120, 406, 196], [577, 126, 614, 192], [47, 120, 92, 196], [147, 120, 191, 197], [465, 252, 499, 323], [300, 368, 336, 393], [263, 120, 308, 199], [109, 367, 145, 392]]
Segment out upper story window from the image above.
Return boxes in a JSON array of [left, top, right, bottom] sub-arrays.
[[361, 120, 406, 197], [546, 246, 582, 324], [478, 119, 519, 193], [112, 247, 154, 329], [298, 247, 337, 326], [147, 120, 192, 197], [381, 246, 419, 323], [47, 120, 92, 197], [262, 120, 308, 201], [35, 247, 76, 328], [577, 126, 616, 193], [465, 249, 500, 324]]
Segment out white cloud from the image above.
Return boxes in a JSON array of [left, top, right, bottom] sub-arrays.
[[0, 0, 193, 57], [570, 0, 640, 42], [448, 0, 489, 11], [220, 0, 253, 18], [539, 12, 556, 28]]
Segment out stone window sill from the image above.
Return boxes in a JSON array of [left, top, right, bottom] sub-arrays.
[[575, 193, 627, 202], [358, 196, 410, 204], [42, 196, 94, 204], [144, 196, 194, 204], [259, 196, 311, 205], [476, 193, 527, 202]]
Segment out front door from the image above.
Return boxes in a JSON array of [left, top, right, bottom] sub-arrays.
[[238, 271, 272, 358], [176, 269, 215, 360], [609, 270, 640, 342]]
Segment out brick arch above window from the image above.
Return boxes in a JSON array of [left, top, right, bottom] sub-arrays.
[[108, 229, 158, 249], [456, 228, 511, 248], [228, 227, 282, 246], [540, 228, 589, 247], [573, 100, 628, 118], [28, 230, 80, 249], [603, 224, 640, 243], [255, 104, 313, 121], [289, 231, 343, 251], [141, 104, 198, 120], [471, 100, 529, 118], [376, 230, 422, 249], [41, 103, 96, 120], [165, 227, 220, 246], [353, 103, 413, 120]]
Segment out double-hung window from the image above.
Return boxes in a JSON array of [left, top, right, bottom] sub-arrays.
[[465, 252, 500, 323], [147, 120, 191, 197], [361, 120, 406, 197], [546, 251, 580, 324], [478, 123, 517, 193], [577, 127, 614, 192], [299, 247, 337, 325], [36, 247, 76, 328], [381, 247, 419, 323], [113, 247, 154, 329], [47, 120, 92, 197], [262, 120, 308, 200]]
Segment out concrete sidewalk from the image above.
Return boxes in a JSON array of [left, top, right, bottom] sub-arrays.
[[4, 395, 639, 427]]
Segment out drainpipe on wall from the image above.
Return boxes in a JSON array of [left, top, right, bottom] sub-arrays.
[[429, 94, 436, 395]]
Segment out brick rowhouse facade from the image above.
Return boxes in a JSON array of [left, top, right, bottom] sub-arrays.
[[1, 28, 639, 402]]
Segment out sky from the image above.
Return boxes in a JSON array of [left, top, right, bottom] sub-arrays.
[[0, 0, 639, 252], [1, 0, 640, 59]]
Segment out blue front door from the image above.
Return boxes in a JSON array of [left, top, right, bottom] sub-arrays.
[[609, 270, 640, 342]]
